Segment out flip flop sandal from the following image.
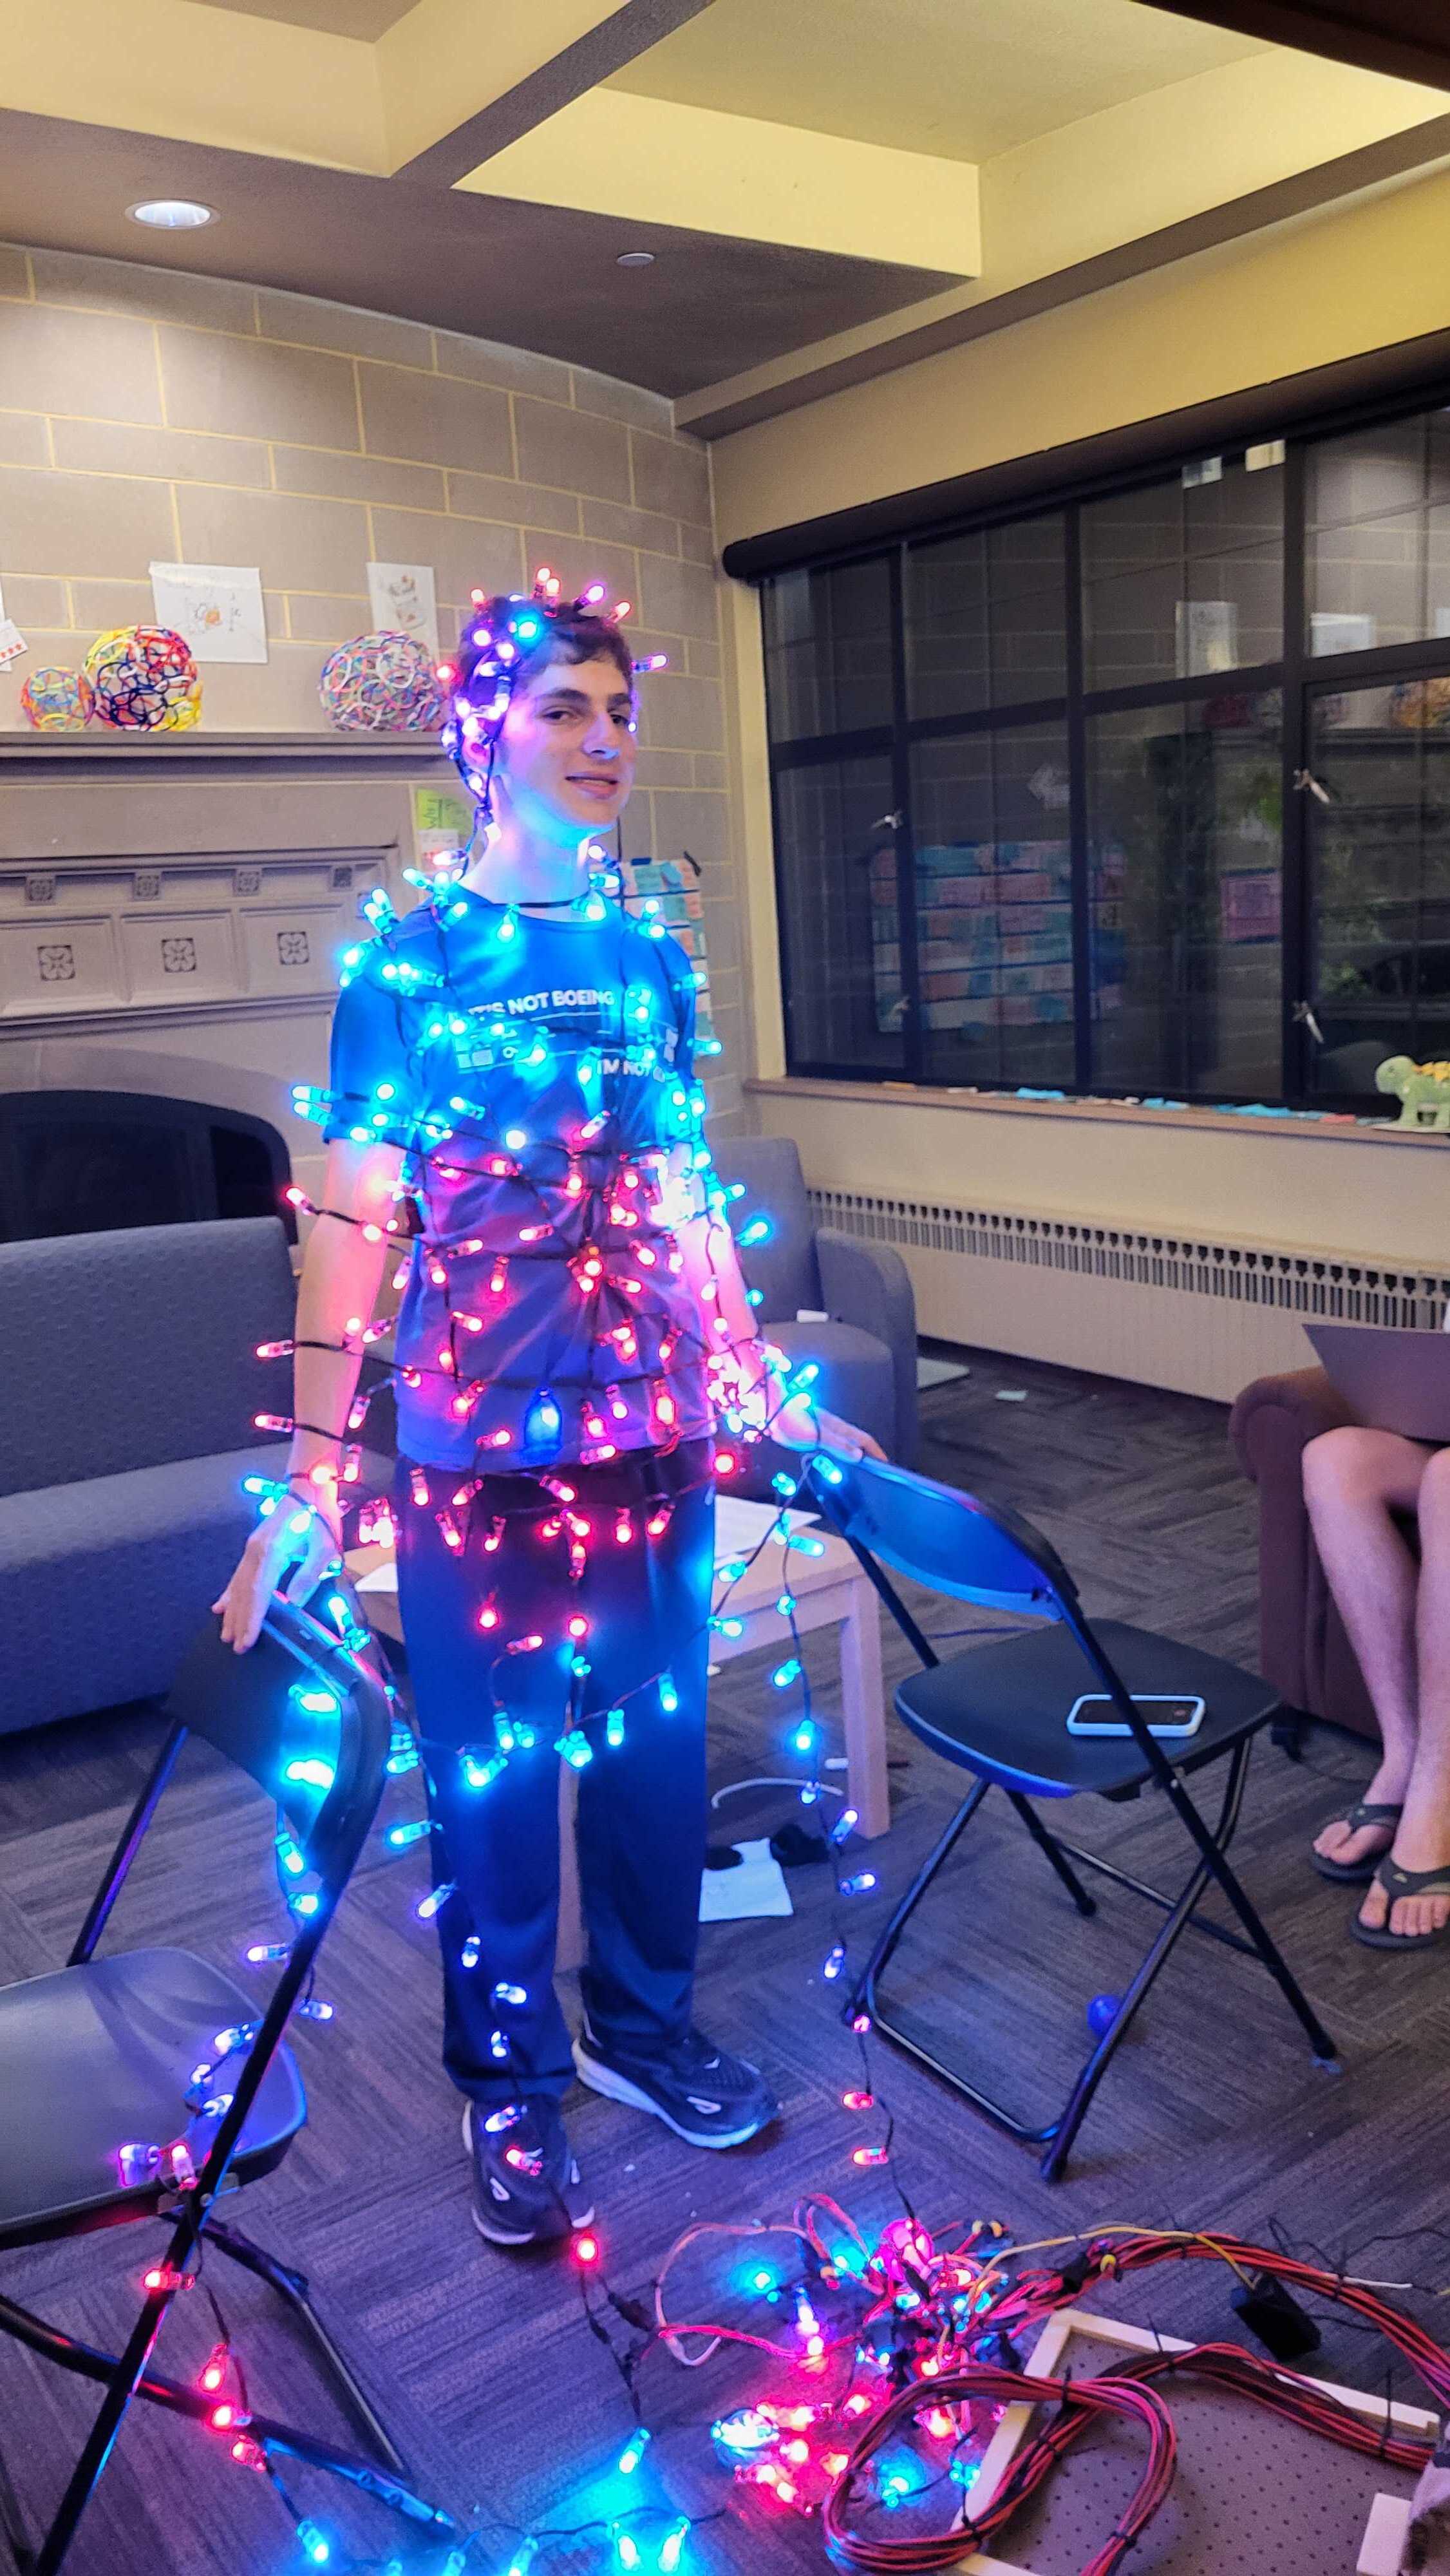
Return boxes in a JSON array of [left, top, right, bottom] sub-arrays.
[[1351, 1856, 1450, 1949], [1310, 1800, 1403, 1884]]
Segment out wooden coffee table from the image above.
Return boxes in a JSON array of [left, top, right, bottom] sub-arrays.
[[346, 1519, 888, 1972]]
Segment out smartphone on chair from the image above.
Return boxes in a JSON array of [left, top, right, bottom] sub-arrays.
[[1066, 1694, 1205, 1738]]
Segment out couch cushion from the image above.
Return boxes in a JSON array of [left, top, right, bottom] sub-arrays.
[[0, 1218, 296, 1497], [0, 1445, 292, 1733]]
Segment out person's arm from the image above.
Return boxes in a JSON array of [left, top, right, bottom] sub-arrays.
[[214, 1138, 404, 1651], [666, 1153, 883, 1462]]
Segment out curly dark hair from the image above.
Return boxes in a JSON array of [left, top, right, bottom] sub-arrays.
[[442, 583, 637, 806]]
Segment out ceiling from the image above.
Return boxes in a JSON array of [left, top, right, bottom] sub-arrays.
[[185, 0, 415, 34], [0, 0, 1446, 416], [1163, 2, 1450, 90], [610, 0, 1265, 160]]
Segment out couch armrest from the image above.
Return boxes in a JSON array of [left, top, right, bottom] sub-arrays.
[[1229, 1365, 1360, 1484], [1228, 1365, 1362, 1721], [816, 1227, 918, 1466]]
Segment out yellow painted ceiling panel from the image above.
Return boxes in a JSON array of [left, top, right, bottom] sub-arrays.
[[461, 92, 981, 270], [181, 0, 416, 35], [609, 0, 1268, 160]]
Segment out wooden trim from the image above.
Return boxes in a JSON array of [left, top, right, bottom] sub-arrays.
[[744, 1072, 1431, 1150], [1165, 3, 1450, 95], [720, 328, 1450, 579], [0, 731, 452, 782]]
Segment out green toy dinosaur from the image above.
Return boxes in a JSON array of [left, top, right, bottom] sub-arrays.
[[1377, 1054, 1450, 1131]]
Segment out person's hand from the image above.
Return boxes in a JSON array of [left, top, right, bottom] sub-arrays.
[[771, 1393, 886, 1462], [212, 1484, 344, 1654]]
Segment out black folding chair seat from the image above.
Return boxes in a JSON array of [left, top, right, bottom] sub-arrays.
[[895, 1618, 1276, 1800], [0, 1949, 304, 2250], [810, 1454, 1338, 2183], [0, 1591, 456, 2574]]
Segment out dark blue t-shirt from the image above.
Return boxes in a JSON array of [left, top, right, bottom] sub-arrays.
[[321, 886, 714, 1470]]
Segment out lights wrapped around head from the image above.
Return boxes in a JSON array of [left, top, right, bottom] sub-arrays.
[[438, 566, 667, 806]]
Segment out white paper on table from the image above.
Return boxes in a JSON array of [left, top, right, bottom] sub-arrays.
[[697, 1838, 793, 1922], [713, 1495, 816, 1569], [354, 1560, 399, 1595]]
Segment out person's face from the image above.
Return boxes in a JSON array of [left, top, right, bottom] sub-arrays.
[[491, 651, 637, 844]]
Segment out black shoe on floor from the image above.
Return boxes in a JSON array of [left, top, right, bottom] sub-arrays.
[[572, 2022, 779, 2148], [463, 2098, 594, 2246]]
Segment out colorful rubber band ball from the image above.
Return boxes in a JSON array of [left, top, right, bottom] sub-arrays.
[[19, 667, 94, 732], [84, 626, 202, 732], [319, 630, 446, 733]]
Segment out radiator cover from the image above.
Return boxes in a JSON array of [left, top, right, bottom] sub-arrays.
[[808, 1186, 1450, 1403]]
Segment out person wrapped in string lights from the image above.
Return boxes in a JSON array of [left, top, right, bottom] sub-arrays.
[[216, 573, 881, 2246]]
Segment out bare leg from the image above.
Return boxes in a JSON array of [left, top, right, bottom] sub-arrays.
[[1359, 1446, 1450, 1938], [1303, 1426, 1434, 1872]]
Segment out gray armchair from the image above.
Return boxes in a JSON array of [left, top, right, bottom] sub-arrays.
[[0, 1218, 303, 1735], [714, 1135, 918, 1486]]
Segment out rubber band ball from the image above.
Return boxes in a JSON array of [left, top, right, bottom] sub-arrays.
[[19, 667, 93, 732], [319, 630, 446, 732], [84, 626, 202, 732]]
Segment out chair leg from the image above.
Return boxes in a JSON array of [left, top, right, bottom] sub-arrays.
[[28, 2278, 184, 2575], [1004, 1794, 1097, 1916], [1152, 1747, 1339, 2067], [849, 1778, 990, 2021], [0, 2288, 456, 2570], [203, 2219, 410, 2480], [1040, 1839, 1219, 2184]]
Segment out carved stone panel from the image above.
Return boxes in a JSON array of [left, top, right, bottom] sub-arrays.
[[123, 910, 238, 1001], [0, 915, 122, 1014]]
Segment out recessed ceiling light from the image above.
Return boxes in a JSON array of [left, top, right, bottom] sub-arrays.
[[127, 198, 217, 231], [616, 250, 655, 269]]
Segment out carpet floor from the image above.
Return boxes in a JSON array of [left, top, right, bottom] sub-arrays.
[[0, 1343, 1443, 2576]]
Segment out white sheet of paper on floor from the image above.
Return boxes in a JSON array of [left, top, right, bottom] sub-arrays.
[[713, 1495, 816, 1567], [353, 1560, 399, 1595], [697, 1838, 793, 1922]]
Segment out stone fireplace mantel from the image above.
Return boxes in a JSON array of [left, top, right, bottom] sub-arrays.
[[0, 730, 452, 782], [0, 731, 444, 1206]]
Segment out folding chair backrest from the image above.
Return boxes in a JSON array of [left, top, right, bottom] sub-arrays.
[[813, 1454, 1076, 1618], [162, 1590, 392, 1891]]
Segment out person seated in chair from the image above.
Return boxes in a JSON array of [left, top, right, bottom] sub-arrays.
[[1303, 1425, 1450, 1948]]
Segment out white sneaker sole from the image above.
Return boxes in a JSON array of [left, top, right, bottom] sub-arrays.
[[571, 2041, 775, 2148], [462, 2101, 594, 2244]]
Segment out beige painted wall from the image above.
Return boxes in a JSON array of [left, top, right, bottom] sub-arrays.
[[711, 158, 1450, 545], [712, 168, 1450, 1283], [0, 240, 752, 1128]]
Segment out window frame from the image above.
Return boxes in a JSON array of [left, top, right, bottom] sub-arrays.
[[760, 383, 1450, 1110]]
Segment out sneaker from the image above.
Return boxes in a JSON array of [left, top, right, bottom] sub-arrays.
[[462, 2098, 594, 2246], [572, 2023, 779, 2148]]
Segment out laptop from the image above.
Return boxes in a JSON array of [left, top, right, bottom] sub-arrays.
[[1306, 1321, 1450, 1444]]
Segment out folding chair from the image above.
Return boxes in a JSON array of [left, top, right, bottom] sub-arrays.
[[809, 1455, 1339, 2183], [0, 1590, 456, 2573]]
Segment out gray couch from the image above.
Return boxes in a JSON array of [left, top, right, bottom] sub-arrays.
[[0, 1217, 303, 1734], [715, 1135, 918, 1484]]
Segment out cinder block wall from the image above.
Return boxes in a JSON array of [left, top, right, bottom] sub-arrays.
[[0, 242, 748, 1128]]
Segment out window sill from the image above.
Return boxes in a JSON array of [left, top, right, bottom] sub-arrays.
[[745, 1074, 1436, 1148]]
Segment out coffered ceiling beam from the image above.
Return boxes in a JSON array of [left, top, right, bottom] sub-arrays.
[[382, 0, 720, 182]]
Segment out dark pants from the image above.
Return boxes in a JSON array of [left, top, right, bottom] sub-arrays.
[[395, 1442, 713, 2103]]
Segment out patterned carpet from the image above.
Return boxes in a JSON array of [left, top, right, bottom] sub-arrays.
[[0, 1343, 1445, 2576]]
